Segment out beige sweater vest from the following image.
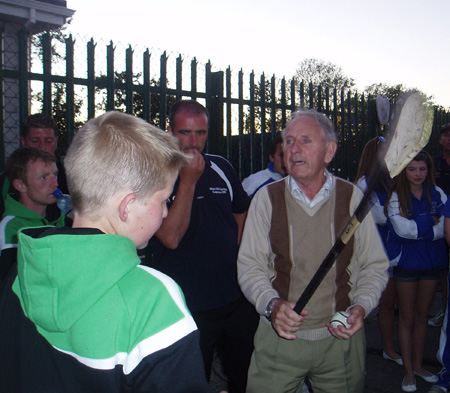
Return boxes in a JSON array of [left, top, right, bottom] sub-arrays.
[[267, 179, 354, 336]]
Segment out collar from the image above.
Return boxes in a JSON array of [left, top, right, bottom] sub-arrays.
[[288, 170, 334, 208]]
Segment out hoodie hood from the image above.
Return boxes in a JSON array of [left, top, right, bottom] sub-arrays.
[[3, 194, 64, 225], [13, 227, 139, 333]]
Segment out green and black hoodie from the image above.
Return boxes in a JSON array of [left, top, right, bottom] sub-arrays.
[[0, 226, 209, 392]]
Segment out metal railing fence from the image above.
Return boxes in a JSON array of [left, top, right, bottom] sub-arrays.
[[1, 30, 449, 180]]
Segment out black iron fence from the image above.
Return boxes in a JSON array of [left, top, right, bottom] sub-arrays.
[[1, 30, 449, 180]]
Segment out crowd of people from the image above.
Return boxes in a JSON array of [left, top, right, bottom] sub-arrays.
[[0, 103, 449, 393]]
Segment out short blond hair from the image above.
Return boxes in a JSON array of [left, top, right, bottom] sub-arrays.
[[65, 111, 187, 218]]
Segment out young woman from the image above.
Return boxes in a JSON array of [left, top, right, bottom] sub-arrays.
[[355, 136, 402, 366], [385, 151, 447, 392]]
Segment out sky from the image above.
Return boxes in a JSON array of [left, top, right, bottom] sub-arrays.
[[66, 0, 450, 109]]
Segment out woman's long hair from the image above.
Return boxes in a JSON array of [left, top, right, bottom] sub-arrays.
[[384, 150, 436, 218], [355, 136, 391, 193]]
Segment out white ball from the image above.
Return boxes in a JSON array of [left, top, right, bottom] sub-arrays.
[[330, 311, 351, 329]]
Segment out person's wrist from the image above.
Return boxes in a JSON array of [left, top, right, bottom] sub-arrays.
[[265, 297, 282, 319]]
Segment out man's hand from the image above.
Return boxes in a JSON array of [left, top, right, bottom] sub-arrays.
[[271, 299, 308, 340], [326, 304, 365, 340], [179, 148, 205, 186], [155, 148, 205, 249]]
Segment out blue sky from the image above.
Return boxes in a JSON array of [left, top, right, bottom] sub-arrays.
[[66, 0, 449, 108]]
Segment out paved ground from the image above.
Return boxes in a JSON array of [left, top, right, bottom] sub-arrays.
[[364, 291, 442, 393], [210, 291, 445, 393]]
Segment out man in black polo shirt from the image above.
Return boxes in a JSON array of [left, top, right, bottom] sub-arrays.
[[152, 100, 258, 393]]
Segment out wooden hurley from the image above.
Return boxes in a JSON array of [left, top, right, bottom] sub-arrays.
[[293, 91, 434, 315]]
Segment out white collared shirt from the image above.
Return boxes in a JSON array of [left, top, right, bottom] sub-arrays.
[[288, 170, 334, 208]]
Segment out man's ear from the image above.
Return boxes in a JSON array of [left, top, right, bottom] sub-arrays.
[[12, 179, 26, 193], [118, 193, 137, 223], [167, 126, 173, 135], [20, 136, 25, 147], [325, 141, 338, 164], [269, 154, 275, 163]]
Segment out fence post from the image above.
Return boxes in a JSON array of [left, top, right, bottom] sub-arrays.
[[65, 35, 75, 149], [18, 28, 29, 127], [159, 51, 167, 129], [367, 96, 377, 138], [176, 55, 182, 100], [208, 71, 224, 157], [87, 38, 96, 120], [125, 46, 133, 114], [106, 41, 115, 112], [190, 58, 197, 100], [42, 33, 52, 115]]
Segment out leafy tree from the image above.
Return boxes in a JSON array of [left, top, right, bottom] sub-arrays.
[[31, 23, 70, 62], [244, 77, 283, 135], [33, 84, 84, 153], [295, 58, 355, 89], [31, 23, 84, 154], [294, 58, 355, 109], [95, 71, 176, 128], [364, 83, 408, 105], [364, 83, 438, 107]]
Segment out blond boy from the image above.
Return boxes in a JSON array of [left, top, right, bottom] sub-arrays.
[[0, 112, 209, 392]]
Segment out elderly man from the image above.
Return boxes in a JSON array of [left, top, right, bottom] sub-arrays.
[[237, 108, 388, 393]]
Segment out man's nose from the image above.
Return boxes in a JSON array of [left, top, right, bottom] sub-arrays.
[[189, 134, 198, 147], [290, 140, 300, 153]]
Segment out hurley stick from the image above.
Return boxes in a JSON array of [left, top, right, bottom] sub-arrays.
[[293, 91, 434, 314]]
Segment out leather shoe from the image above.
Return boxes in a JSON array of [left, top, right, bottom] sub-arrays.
[[402, 377, 417, 392], [383, 351, 403, 366], [414, 371, 439, 383]]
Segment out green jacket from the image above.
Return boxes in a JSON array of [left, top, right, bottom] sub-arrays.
[[0, 195, 65, 280], [0, 226, 208, 392]]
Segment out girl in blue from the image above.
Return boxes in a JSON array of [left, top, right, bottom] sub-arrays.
[[386, 151, 447, 392], [355, 136, 402, 366]]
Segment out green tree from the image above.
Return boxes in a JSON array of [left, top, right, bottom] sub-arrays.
[[364, 83, 436, 106], [295, 58, 355, 88], [244, 77, 284, 135], [31, 24, 84, 154], [95, 71, 176, 128], [294, 58, 355, 109], [33, 84, 84, 152]]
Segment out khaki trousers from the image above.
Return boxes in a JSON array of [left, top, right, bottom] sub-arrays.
[[246, 318, 365, 393]]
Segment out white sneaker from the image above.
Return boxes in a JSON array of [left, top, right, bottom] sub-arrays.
[[429, 309, 445, 327]]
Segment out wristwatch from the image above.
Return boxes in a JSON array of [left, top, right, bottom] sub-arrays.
[[265, 297, 281, 319]]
